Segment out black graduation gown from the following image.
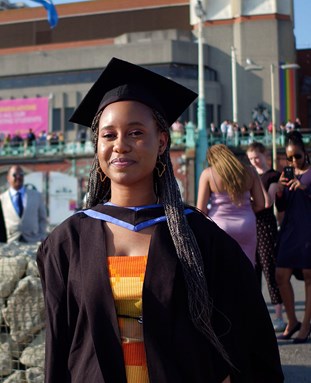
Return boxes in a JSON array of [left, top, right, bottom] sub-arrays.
[[0, 200, 7, 243], [37, 204, 284, 383]]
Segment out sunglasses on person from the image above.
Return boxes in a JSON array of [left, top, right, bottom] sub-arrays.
[[286, 154, 303, 162], [12, 172, 24, 177]]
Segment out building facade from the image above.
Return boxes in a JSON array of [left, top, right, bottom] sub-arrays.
[[0, 0, 301, 141]]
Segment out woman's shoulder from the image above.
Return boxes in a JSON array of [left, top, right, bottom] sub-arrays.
[[200, 166, 212, 180], [44, 209, 91, 243]]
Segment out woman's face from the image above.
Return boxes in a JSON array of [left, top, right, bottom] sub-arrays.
[[285, 144, 305, 170], [97, 100, 168, 188]]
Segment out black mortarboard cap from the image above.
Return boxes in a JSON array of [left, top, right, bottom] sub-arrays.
[[69, 57, 197, 128]]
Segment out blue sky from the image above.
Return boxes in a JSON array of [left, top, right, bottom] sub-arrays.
[[293, 0, 310, 48], [20, 0, 311, 49]]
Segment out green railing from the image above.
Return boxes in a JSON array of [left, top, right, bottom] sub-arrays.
[[0, 141, 94, 158], [206, 130, 311, 148], [171, 125, 311, 150], [1, 129, 311, 159]]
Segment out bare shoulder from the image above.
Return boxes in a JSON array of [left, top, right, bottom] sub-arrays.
[[200, 167, 211, 181]]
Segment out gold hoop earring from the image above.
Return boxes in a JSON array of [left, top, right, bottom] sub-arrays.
[[156, 156, 166, 178], [97, 166, 107, 183]]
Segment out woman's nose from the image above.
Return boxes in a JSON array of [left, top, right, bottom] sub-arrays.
[[113, 136, 130, 152]]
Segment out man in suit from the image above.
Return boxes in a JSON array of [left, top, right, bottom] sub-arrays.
[[0, 165, 47, 243]]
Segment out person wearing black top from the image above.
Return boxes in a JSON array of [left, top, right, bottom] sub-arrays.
[[246, 142, 285, 332]]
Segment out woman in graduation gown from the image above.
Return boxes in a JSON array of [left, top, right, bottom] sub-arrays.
[[37, 57, 283, 383]]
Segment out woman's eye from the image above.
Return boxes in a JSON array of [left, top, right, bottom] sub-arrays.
[[130, 130, 143, 137], [102, 132, 115, 139]]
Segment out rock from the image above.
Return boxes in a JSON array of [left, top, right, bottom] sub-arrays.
[[0, 297, 4, 324], [2, 276, 45, 344], [26, 259, 40, 278], [0, 256, 28, 298], [2, 370, 26, 383], [0, 243, 45, 380], [25, 367, 44, 383], [0, 334, 13, 377], [20, 330, 45, 368]]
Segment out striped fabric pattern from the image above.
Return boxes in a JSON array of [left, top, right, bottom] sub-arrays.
[[108, 256, 149, 383]]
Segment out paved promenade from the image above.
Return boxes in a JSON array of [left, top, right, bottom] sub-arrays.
[[262, 276, 311, 382]]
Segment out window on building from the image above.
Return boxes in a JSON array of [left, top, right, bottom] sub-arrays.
[[52, 108, 61, 132], [147, 63, 217, 82], [65, 107, 75, 131]]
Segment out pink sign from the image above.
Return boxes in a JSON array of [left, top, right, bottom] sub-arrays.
[[0, 97, 49, 138]]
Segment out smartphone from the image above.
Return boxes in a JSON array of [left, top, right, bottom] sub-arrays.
[[283, 166, 294, 180]]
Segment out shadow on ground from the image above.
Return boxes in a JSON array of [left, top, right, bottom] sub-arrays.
[[281, 365, 311, 382]]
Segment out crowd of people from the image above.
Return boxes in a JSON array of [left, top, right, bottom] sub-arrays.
[[166, 116, 306, 149], [0, 129, 65, 150], [0, 128, 92, 158], [197, 143, 285, 331], [197, 132, 311, 345], [209, 117, 304, 146], [0, 117, 305, 155]]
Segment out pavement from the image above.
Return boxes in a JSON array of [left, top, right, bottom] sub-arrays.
[[262, 276, 311, 382]]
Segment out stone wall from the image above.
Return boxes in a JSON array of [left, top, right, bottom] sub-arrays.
[[0, 243, 45, 383]]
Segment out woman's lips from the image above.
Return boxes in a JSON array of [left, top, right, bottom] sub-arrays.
[[110, 158, 135, 167]]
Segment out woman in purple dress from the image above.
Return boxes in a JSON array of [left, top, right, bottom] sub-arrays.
[[276, 131, 311, 343], [197, 144, 265, 266]]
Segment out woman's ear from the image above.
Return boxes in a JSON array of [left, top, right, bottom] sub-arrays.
[[158, 131, 169, 155]]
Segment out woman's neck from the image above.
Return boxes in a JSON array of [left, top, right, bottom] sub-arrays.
[[109, 185, 158, 207]]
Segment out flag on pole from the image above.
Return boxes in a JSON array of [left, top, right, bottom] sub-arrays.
[[31, 0, 58, 29]]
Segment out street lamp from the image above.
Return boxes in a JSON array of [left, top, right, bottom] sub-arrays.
[[231, 46, 238, 123], [194, 0, 208, 190], [245, 60, 299, 170]]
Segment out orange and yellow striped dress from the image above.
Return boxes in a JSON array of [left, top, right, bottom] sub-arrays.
[[108, 256, 149, 383]]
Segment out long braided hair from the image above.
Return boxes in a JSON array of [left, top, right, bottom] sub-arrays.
[[86, 108, 232, 366]]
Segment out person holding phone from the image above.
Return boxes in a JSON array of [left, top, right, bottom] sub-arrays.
[[275, 131, 311, 343], [283, 166, 294, 181]]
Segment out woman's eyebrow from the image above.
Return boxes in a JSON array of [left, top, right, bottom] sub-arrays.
[[100, 121, 145, 130]]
